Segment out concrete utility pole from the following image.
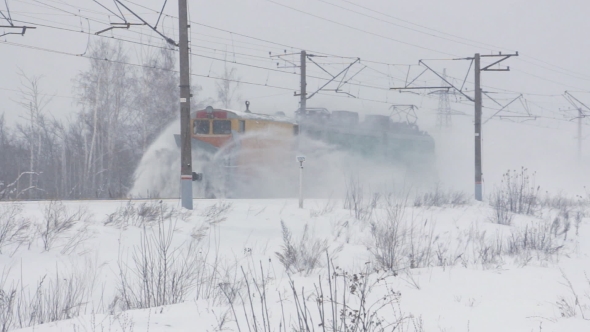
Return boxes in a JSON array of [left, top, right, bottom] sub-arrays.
[[474, 54, 483, 201], [398, 52, 517, 202], [473, 52, 518, 201], [300, 50, 307, 111], [178, 0, 193, 209]]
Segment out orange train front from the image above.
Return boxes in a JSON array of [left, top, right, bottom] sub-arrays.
[[176, 105, 299, 198]]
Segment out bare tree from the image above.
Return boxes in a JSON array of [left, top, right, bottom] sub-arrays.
[[132, 46, 179, 152], [215, 62, 241, 109], [1, 40, 209, 200], [14, 71, 54, 199], [74, 40, 136, 198]]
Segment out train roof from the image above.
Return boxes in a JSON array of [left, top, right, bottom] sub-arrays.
[[193, 108, 296, 124]]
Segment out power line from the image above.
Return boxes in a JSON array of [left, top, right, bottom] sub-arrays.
[[6, 1, 589, 126], [331, 0, 590, 83], [266, 0, 458, 57], [12, 15, 396, 94], [0, 40, 295, 91], [117, 0, 425, 67], [335, 0, 503, 52], [2, 39, 585, 131], [32, 0, 590, 93], [317, 0, 498, 52]]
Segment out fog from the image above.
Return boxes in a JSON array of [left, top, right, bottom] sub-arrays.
[[3, 0, 590, 200], [129, 116, 415, 199], [128, 104, 590, 200]]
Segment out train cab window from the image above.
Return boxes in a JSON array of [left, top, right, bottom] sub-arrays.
[[213, 120, 232, 135], [194, 120, 210, 135], [239, 120, 246, 133]]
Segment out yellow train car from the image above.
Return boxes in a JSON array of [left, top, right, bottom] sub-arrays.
[[187, 106, 299, 197]]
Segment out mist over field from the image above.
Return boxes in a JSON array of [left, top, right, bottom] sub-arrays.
[[3, 0, 590, 331]]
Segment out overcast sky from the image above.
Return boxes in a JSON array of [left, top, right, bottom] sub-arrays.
[[3, 0, 590, 193]]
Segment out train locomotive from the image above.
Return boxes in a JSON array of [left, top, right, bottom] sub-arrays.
[[296, 107, 435, 167], [176, 104, 435, 198]]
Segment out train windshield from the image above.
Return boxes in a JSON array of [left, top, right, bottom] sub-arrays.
[[213, 120, 232, 135], [194, 120, 210, 135]]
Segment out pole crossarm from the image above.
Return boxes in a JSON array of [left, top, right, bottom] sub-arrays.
[[339, 64, 366, 90], [306, 55, 336, 78], [322, 89, 357, 98], [270, 52, 301, 68], [413, 60, 473, 101], [480, 52, 519, 71], [482, 91, 504, 107], [95, 22, 144, 35], [0, 26, 36, 38], [482, 94, 523, 124], [113, 0, 177, 46], [564, 91, 590, 114], [498, 115, 538, 120], [391, 86, 450, 90], [1, 2, 36, 37], [460, 58, 474, 91], [305, 57, 360, 100], [397, 67, 428, 88]]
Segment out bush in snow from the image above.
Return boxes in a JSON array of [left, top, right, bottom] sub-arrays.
[[0, 204, 31, 255], [413, 184, 469, 208], [113, 206, 202, 311], [0, 264, 95, 331], [104, 200, 190, 228], [38, 200, 90, 251], [344, 176, 379, 222], [275, 220, 329, 275], [490, 168, 540, 225], [370, 197, 438, 271], [227, 257, 423, 332], [556, 271, 590, 320], [199, 201, 233, 225]]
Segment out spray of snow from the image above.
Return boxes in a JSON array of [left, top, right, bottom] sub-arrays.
[[128, 118, 434, 199], [128, 119, 182, 198]]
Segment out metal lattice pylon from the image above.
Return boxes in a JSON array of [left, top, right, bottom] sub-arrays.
[[436, 69, 452, 129]]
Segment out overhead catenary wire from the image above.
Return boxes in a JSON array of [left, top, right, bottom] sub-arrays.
[[6, 0, 590, 128], [2, 38, 586, 131], [0, 40, 294, 91], [11, 15, 397, 93], [327, 0, 590, 82], [70, 0, 590, 91], [32, 0, 589, 96], [266, 0, 459, 58]]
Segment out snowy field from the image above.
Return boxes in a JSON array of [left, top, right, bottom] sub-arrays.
[[1, 186, 590, 331]]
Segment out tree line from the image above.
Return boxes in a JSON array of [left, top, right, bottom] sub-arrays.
[[0, 40, 240, 200]]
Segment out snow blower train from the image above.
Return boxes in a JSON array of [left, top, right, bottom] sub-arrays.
[[175, 104, 435, 198]]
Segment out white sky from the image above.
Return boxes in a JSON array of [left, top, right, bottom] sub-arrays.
[[2, 0, 590, 193]]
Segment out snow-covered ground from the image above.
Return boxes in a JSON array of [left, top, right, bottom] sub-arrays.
[[1, 193, 590, 331]]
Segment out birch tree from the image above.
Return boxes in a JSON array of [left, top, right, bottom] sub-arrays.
[[216, 63, 241, 109], [15, 72, 54, 199], [74, 40, 136, 198]]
